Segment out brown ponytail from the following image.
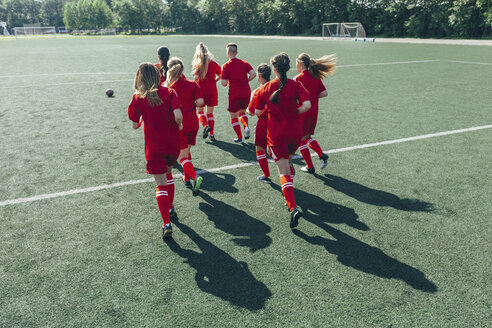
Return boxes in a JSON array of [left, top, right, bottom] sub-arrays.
[[297, 53, 337, 79], [192, 42, 214, 80], [134, 63, 163, 107], [270, 53, 290, 104]]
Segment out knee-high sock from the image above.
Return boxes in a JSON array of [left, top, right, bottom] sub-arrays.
[[280, 175, 296, 211], [166, 173, 174, 208], [156, 185, 170, 225], [180, 157, 196, 180], [198, 112, 208, 128], [299, 139, 314, 169], [239, 113, 249, 128], [231, 118, 242, 139], [207, 113, 215, 134], [256, 150, 270, 177], [307, 137, 324, 158], [183, 153, 192, 181]]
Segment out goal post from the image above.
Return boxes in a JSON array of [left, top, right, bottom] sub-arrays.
[[322, 22, 366, 39], [99, 28, 116, 36], [13, 26, 57, 39]]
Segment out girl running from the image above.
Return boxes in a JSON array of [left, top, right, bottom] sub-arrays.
[[165, 57, 204, 196], [253, 53, 311, 228], [247, 63, 272, 183], [155, 45, 170, 85], [128, 63, 183, 239], [295, 53, 336, 174], [192, 42, 222, 141]]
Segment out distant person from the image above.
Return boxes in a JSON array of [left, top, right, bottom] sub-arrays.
[[294, 53, 336, 174], [192, 42, 222, 141], [128, 63, 183, 238], [165, 57, 204, 196], [252, 53, 311, 228], [155, 45, 170, 85], [246, 63, 272, 183], [221, 43, 256, 143]]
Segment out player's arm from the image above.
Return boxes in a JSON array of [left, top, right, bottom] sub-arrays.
[[319, 90, 328, 98], [128, 97, 142, 129], [221, 79, 228, 87], [195, 98, 204, 108], [247, 69, 256, 82], [173, 108, 183, 130], [132, 117, 143, 129], [298, 100, 311, 114]]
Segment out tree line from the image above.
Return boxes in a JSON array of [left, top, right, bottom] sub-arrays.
[[0, 0, 490, 38]]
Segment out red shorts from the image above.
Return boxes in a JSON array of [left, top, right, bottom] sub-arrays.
[[203, 93, 218, 107], [254, 117, 268, 149], [179, 130, 197, 149], [146, 154, 178, 174], [228, 97, 249, 113], [301, 114, 318, 136], [269, 142, 300, 162]]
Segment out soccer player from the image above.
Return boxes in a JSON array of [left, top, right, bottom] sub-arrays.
[[246, 64, 272, 183], [128, 63, 183, 239], [165, 57, 204, 196], [154, 45, 170, 85], [221, 43, 256, 143], [252, 53, 311, 228], [192, 42, 221, 141], [294, 53, 336, 174]]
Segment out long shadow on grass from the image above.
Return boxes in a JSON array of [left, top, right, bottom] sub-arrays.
[[198, 192, 272, 252], [319, 174, 435, 212], [293, 225, 437, 293], [165, 218, 272, 311], [269, 183, 369, 231], [205, 139, 257, 162]]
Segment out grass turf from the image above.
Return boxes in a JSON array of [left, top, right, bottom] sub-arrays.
[[0, 35, 491, 327]]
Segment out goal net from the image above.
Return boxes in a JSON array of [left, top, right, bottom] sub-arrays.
[[322, 22, 366, 39], [99, 28, 116, 36], [13, 26, 57, 38]]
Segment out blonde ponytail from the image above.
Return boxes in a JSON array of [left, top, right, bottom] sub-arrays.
[[192, 42, 214, 80], [165, 57, 185, 87], [298, 53, 337, 80]]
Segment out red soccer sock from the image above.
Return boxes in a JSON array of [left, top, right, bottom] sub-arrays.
[[299, 140, 314, 169], [180, 157, 196, 180], [198, 112, 208, 128], [166, 173, 175, 208], [280, 175, 296, 211], [256, 151, 270, 177], [183, 153, 192, 181], [231, 118, 242, 139], [156, 185, 170, 225], [239, 114, 249, 128], [307, 138, 324, 158], [207, 113, 215, 134]]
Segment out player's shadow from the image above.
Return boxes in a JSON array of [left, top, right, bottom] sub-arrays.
[[293, 224, 437, 293], [205, 139, 257, 162], [197, 172, 239, 193], [320, 174, 435, 212], [269, 183, 369, 231], [165, 218, 272, 311], [198, 192, 272, 252]]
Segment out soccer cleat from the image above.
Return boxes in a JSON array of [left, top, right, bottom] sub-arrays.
[[162, 223, 173, 239], [244, 126, 251, 139], [234, 138, 244, 143], [320, 153, 329, 169], [290, 207, 302, 228], [202, 125, 211, 139], [209, 134, 216, 142], [290, 165, 296, 177], [257, 175, 271, 184], [192, 175, 203, 196], [169, 206, 176, 218], [301, 166, 315, 174], [183, 179, 192, 187]]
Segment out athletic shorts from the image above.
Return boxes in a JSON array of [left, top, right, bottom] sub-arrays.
[[179, 130, 197, 149], [254, 117, 268, 149], [228, 97, 249, 113], [301, 114, 318, 136], [203, 93, 218, 107], [269, 142, 300, 162], [146, 154, 178, 174]]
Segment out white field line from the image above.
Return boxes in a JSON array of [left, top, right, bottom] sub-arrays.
[[445, 60, 492, 66], [1, 124, 491, 208]]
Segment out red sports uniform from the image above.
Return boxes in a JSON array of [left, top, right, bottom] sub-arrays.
[[294, 71, 326, 136], [221, 58, 253, 112], [128, 86, 181, 174], [253, 78, 309, 161], [249, 87, 268, 149], [168, 76, 203, 149], [194, 60, 221, 107]]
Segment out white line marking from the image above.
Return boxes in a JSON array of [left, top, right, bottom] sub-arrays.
[[0, 79, 134, 89], [1, 124, 491, 208], [338, 60, 439, 68], [445, 60, 492, 66]]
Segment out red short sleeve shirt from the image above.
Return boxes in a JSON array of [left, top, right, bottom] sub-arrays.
[[128, 86, 181, 161], [221, 58, 253, 99], [249, 87, 267, 118], [194, 60, 221, 97], [169, 76, 203, 132], [294, 71, 326, 116]]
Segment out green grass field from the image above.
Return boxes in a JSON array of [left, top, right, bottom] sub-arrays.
[[1, 35, 491, 327]]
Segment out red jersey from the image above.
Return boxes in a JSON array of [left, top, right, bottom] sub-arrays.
[[194, 60, 221, 97], [154, 63, 166, 85], [253, 78, 310, 146], [169, 76, 203, 133], [249, 87, 267, 119], [221, 58, 253, 99], [294, 71, 326, 117], [128, 86, 181, 161]]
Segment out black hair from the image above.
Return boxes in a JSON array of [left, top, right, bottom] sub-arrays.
[[269, 53, 290, 104], [157, 45, 170, 76]]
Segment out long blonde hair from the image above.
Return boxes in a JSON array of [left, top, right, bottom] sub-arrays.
[[165, 57, 185, 87], [192, 42, 214, 80], [134, 62, 163, 107], [297, 53, 337, 79]]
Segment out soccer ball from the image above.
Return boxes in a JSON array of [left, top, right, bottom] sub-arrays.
[[106, 89, 114, 97]]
